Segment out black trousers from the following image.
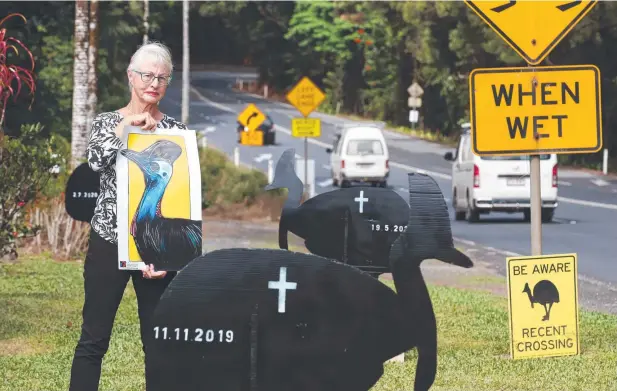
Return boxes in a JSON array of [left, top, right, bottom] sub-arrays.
[[69, 229, 175, 391]]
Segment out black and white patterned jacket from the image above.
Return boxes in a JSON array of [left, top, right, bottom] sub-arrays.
[[86, 111, 188, 244]]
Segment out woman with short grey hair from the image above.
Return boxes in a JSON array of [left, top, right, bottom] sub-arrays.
[[69, 41, 188, 391]]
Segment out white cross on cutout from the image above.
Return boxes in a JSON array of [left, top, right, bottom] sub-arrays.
[[354, 190, 369, 213], [268, 267, 297, 313]]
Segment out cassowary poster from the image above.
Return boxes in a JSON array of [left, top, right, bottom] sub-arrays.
[[116, 126, 202, 271]]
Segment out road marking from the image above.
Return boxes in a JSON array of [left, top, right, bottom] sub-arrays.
[[317, 179, 333, 187], [191, 86, 617, 211], [322, 164, 331, 170], [558, 180, 572, 186], [557, 196, 617, 210], [190, 86, 235, 113], [591, 178, 610, 187]]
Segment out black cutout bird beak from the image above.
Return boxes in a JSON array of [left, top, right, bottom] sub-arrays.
[[437, 248, 474, 268]]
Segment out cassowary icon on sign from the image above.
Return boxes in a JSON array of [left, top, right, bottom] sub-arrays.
[[523, 280, 560, 321]]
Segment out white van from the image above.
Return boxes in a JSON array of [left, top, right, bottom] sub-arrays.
[[444, 124, 558, 223], [326, 125, 389, 188]]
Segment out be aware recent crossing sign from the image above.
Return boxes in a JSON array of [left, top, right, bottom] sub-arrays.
[[469, 65, 602, 156], [507, 253, 579, 360]]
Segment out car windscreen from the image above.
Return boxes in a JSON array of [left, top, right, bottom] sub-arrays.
[[480, 155, 551, 161], [346, 139, 384, 155]]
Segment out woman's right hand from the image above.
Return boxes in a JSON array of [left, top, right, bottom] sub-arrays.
[[115, 112, 158, 138]]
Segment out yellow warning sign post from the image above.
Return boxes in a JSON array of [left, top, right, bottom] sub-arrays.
[[464, 0, 597, 65], [286, 77, 326, 197], [469, 65, 602, 156], [506, 253, 579, 360], [237, 103, 266, 146], [286, 77, 326, 117], [292, 118, 321, 138], [465, 1, 601, 257]]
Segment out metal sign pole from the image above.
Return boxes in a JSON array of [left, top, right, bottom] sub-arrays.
[[304, 137, 309, 198], [530, 154, 542, 255]]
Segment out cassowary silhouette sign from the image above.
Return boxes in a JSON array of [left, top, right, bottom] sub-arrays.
[[145, 148, 473, 391], [116, 127, 202, 271]]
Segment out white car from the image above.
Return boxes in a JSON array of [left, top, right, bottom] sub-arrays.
[[326, 125, 390, 188], [444, 125, 558, 223]]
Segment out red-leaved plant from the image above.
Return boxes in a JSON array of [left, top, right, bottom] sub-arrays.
[[0, 13, 36, 131]]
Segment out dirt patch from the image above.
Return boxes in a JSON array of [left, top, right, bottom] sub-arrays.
[[202, 219, 507, 297], [0, 337, 51, 357]]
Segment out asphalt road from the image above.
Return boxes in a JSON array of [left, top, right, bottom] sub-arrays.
[[159, 70, 617, 288]]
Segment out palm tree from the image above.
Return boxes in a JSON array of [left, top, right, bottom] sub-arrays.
[[181, 0, 189, 124], [71, 0, 90, 169], [143, 0, 149, 44], [86, 0, 99, 136]]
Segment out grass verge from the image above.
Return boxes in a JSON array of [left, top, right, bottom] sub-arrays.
[[1, 258, 615, 391]]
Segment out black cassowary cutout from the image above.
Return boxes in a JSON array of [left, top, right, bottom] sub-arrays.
[[265, 149, 474, 391], [146, 248, 419, 391], [65, 162, 100, 223], [120, 140, 202, 271]]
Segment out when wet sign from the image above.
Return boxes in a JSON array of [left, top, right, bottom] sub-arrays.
[[506, 253, 579, 360], [469, 65, 602, 156]]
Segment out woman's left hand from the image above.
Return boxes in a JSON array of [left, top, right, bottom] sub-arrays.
[[142, 264, 167, 279]]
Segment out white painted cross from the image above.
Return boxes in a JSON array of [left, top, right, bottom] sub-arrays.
[[268, 267, 297, 313], [354, 190, 369, 213]]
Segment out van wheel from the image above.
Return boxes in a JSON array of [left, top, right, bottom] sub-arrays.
[[453, 189, 465, 221], [331, 171, 338, 187], [341, 179, 350, 188], [379, 180, 387, 188], [466, 194, 480, 223], [541, 208, 554, 223]]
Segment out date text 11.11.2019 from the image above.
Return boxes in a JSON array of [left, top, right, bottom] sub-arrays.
[[153, 327, 235, 343]]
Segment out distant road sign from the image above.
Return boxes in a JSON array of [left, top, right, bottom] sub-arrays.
[[238, 103, 266, 132], [407, 82, 423, 97], [465, 0, 597, 65], [506, 253, 579, 360], [286, 77, 326, 117], [292, 118, 321, 138], [240, 130, 263, 146], [469, 65, 602, 156], [408, 97, 422, 108]]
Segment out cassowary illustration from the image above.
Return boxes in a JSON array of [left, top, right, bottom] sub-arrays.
[[120, 140, 202, 271], [523, 280, 560, 321], [264, 148, 473, 391]]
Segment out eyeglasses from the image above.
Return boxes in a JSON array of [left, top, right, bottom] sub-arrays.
[[131, 69, 172, 86]]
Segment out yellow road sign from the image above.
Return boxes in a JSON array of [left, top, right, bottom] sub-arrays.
[[286, 77, 326, 117], [238, 103, 266, 132], [240, 130, 263, 146], [465, 0, 597, 65], [469, 65, 602, 156], [506, 253, 579, 360], [292, 118, 321, 138]]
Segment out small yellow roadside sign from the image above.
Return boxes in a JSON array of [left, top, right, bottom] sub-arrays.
[[292, 118, 321, 138], [240, 130, 263, 146], [286, 77, 326, 117], [464, 0, 597, 65], [506, 253, 579, 360], [469, 65, 602, 156], [238, 103, 266, 132]]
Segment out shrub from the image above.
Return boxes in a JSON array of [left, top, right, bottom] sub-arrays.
[[0, 123, 63, 259], [199, 147, 286, 220]]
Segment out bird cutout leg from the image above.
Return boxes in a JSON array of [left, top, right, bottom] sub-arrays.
[[130, 215, 137, 237], [391, 261, 437, 391]]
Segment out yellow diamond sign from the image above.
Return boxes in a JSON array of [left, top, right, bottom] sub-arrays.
[[465, 0, 597, 65], [240, 130, 263, 146], [506, 253, 579, 360], [286, 77, 326, 117], [238, 103, 266, 132]]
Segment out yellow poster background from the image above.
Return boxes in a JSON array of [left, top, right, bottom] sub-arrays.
[[127, 134, 191, 261]]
